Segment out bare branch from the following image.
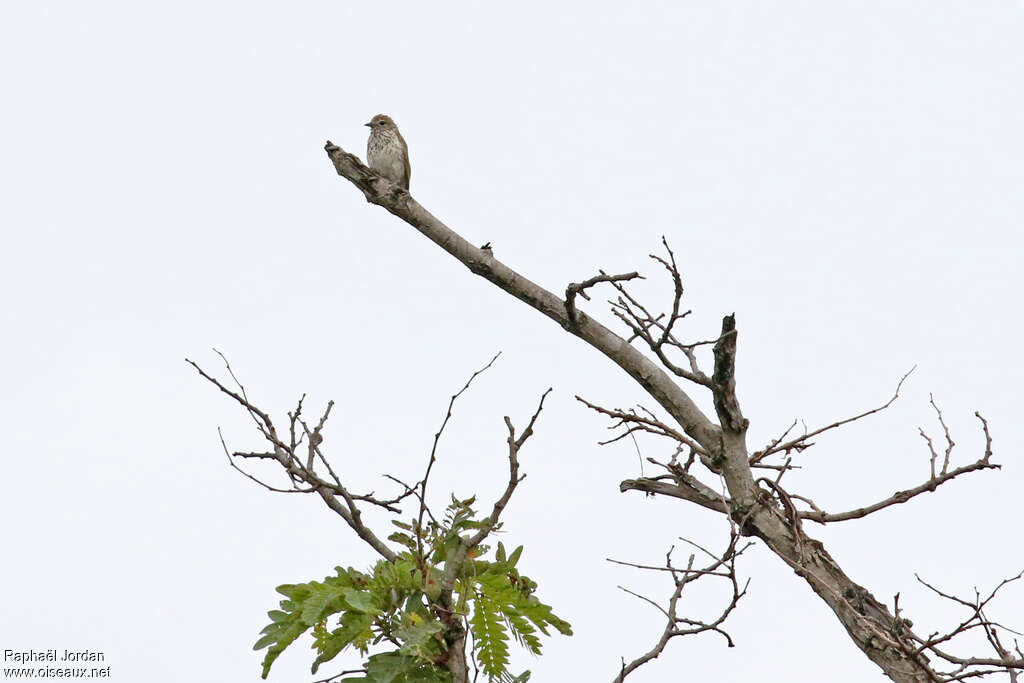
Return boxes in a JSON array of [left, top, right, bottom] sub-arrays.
[[466, 388, 551, 550], [899, 571, 1024, 681], [383, 474, 439, 526], [566, 271, 642, 324], [220, 430, 313, 494], [752, 419, 800, 463], [313, 668, 369, 683], [188, 355, 277, 441], [575, 395, 708, 456], [798, 459, 1000, 524], [612, 530, 751, 682], [619, 475, 730, 516], [711, 314, 745, 434], [189, 355, 401, 562], [975, 412, 994, 462], [752, 367, 915, 463], [798, 407, 1000, 524], [415, 352, 502, 566], [602, 244, 715, 389], [650, 237, 685, 349]]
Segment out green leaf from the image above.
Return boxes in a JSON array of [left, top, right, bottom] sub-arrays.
[[403, 591, 429, 616], [276, 583, 312, 600], [344, 587, 377, 613], [389, 532, 418, 550], [256, 610, 309, 679], [252, 518, 567, 681], [302, 582, 346, 625], [364, 652, 421, 683], [254, 568, 370, 678], [252, 633, 277, 650], [471, 589, 511, 683], [311, 611, 376, 673], [470, 566, 572, 659], [364, 652, 450, 683], [396, 618, 444, 658], [502, 611, 541, 655]]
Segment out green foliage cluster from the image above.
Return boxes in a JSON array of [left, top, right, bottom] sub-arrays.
[[255, 497, 571, 682]]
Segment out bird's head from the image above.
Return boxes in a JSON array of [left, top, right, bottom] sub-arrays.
[[365, 114, 397, 131]]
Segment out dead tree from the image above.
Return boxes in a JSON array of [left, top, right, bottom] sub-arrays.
[[321, 141, 1022, 682]]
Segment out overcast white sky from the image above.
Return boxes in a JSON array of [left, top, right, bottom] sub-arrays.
[[2, 2, 1022, 681]]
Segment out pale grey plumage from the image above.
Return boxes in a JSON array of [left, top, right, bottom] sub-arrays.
[[365, 114, 410, 190]]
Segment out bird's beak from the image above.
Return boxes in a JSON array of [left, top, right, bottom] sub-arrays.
[[364, 122, 372, 127]]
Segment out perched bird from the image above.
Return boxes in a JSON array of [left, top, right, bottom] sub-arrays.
[[365, 114, 410, 189]]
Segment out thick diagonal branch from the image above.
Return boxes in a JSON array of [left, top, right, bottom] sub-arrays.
[[325, 142, 721, 455]]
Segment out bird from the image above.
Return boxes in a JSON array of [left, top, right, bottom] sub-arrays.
[[365, 114, 410, 190]]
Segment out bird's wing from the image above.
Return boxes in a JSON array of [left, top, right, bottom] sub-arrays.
[[399, 132, 411, 189]]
